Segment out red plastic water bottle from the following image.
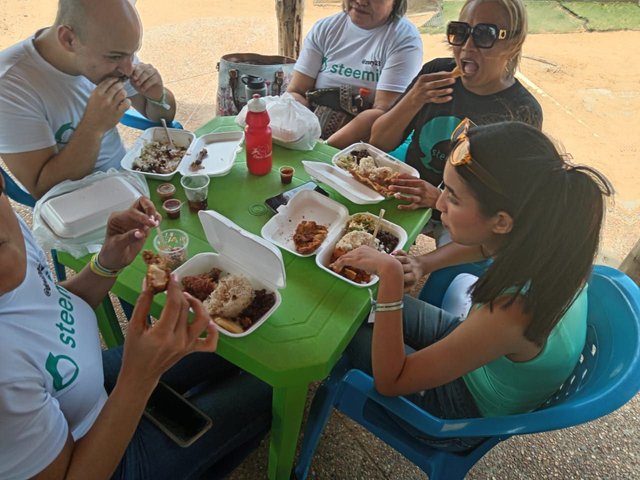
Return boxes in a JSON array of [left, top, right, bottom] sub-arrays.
[[244, 94, 272, 176]]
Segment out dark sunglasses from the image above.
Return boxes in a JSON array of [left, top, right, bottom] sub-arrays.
[[447, 21, 513, 49]]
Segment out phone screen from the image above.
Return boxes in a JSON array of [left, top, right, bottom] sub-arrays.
[[265, 181, 329, 213], [144, 382, 212, 447]]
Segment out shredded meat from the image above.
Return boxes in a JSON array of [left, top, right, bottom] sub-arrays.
[[181, 268, 222, 301]]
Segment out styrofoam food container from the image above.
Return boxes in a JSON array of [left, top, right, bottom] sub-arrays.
[[315, 212, 408, 288], [332, 142, 420, 179], [39, 176, 142, 238], [302, 160, 383, 205], [121, 127, 195, 180], [261, 189, 349, 257], [178, 131, 244, 177], [172, 210, 286, 337]]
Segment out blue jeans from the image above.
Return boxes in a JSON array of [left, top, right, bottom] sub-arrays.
[[346, 295, 483, 451], [103, 348, 272, 479]]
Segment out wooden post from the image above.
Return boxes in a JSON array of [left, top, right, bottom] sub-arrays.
[[276, 0, 305, 59], [620, 239, 640, 286]]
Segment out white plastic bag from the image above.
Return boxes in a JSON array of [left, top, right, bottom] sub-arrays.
[[33, 169, 149, 258], [236, 92, 321, 151]]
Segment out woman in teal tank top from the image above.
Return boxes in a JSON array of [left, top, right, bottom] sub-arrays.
[[335, 119, 612, 451]]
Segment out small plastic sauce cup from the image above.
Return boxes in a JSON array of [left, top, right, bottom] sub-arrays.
[[279, 166, 294, 184], [162, 198, 182, 220], [156, 182, 176, 201]]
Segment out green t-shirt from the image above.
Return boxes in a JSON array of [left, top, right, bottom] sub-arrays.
[[463, 285, 588, 417]]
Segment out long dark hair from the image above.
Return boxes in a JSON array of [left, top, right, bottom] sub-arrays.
[[458, 122, 613, 345]]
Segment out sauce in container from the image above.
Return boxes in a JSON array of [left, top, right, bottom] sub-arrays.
[[156, 182, 176, 201], [162, 198, 182, 219], [279, 166, 294, 184]]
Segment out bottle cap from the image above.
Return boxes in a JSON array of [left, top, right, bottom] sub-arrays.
[[247, 94, 267, 112], [242, 75, 266, 89], [359, 87, 371, 96]]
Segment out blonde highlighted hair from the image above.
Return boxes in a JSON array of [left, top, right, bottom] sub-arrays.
[[459, 0, 528, 77]]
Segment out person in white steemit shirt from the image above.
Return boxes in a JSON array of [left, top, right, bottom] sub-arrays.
[[288, 0, 423, 149], [0, 0, 177, 199], [0, 186, 272, 480]]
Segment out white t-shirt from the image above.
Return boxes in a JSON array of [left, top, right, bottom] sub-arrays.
[[294, 13, 423, 96], [0, 32, 138, 172], [0, 217, 107, 480]]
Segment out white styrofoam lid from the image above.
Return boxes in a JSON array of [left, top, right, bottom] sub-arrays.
[[178, 131, 244, 177], [302, 160, 383, 204], [40, 176, 142, 238], [198, 210, 286, 289], [260, 189, 349, 257]]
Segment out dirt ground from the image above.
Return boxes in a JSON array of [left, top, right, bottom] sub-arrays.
[[1, 2, 639, 479], [2, 0, 637, 264]]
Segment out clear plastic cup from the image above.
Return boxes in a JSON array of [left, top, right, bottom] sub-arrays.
[[180, 174, 210, 212], [153, 228, 189, 269]]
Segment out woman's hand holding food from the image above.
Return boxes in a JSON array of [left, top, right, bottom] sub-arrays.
[[405, 72, 457, 106], [389, 175, 441, 210], [331, 246, 401, 276], [119, 274, 219, 393], [98, 197, 160, 272]]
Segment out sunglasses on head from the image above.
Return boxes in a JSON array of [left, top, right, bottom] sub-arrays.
[[447, 21, 513, 49], [449, 118, 507, 197]]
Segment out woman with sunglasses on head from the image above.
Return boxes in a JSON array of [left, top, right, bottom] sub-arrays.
[[334, 121, 612, 450], [370, 0, 542, 230]]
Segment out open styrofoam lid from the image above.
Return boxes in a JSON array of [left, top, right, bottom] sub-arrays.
[[261, 189, 349, 257], [198, 210, 286, 289]]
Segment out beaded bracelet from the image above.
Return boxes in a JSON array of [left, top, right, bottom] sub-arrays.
[[89, 253, 122, 278]]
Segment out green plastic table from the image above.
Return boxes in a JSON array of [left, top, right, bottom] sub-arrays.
[[59, 116, 431, 479]]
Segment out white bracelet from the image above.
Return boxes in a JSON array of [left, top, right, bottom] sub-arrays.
[[368, 288, 404, 312], [145, 87, 171, 110]]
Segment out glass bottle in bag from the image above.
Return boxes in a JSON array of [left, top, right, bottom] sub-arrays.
[[244, 94, 272, 176]]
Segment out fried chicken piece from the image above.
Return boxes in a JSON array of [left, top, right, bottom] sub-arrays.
[[181, 268, 222, 301], [293, 220, 329, 254], [142, 250, 171, 293]]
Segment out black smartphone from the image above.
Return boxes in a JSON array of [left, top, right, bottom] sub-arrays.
[[143, 381, 212, 447], [265, 181, 329, 213]]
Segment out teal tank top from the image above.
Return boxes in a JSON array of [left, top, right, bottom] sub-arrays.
[[463, 285, 588, 417]]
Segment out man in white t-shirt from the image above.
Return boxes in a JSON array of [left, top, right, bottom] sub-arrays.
[[288, 0, 423, 149], [0, 0, 177, 198]]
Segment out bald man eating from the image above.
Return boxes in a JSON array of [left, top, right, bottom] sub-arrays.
[[0, 0, 177, 198]]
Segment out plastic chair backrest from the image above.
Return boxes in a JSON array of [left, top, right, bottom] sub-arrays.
[[1, 164, 36, 208], [295, 264, 640, 480], [120, 108, 183, 130]]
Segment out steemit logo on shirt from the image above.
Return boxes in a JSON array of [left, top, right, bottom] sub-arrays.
[[45, 353, 79, 391], [321, 55, 381, 82], [54, 122, 76, 145], [45, 284, 80, 391]]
